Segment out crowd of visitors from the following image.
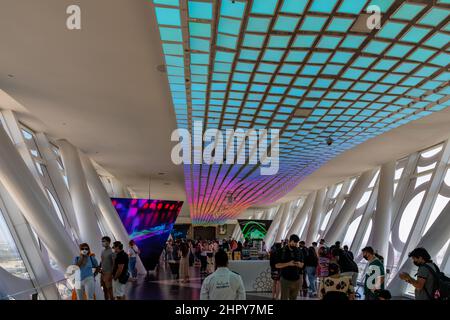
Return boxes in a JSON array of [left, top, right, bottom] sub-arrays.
[[70, 233, 447, 301], [163, 238, 246, 281], [268, 235, 384, 300], [267, 235, 448, 301]]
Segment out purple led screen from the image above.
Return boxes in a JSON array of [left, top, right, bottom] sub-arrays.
[[111, 198, 183, 271]]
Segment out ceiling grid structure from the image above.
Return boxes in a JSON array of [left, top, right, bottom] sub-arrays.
[[153, 0, 450, 224]]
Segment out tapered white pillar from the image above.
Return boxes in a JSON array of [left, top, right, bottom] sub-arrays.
[[111, 178, 127, 198], [235, 226, 244, 242], [305, 188, 327, 245], [58, 140, 102, 256], [35, 133, 80, 235], [82, 157, 148, 273], [264, 204, 285, 247], [79, 154, 146, 274], [80, 154, 130, 244], [0, 126, 77, 268], [325, 169, 376, 243], [275, 202, 293, 242], [231, 224, 240, 240], [287, 192, 316, 236], [256, 210, 264, 219], [372, 161, 395, 260]]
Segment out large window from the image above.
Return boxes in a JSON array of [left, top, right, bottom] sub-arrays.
[[45, 189, 65, 226], [0, 208, 31, 280]]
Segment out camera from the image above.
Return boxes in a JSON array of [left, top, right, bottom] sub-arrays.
[[326, 137, 334, 146]]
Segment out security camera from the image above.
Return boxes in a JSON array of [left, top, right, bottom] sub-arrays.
[[326, 137, 334, 146]]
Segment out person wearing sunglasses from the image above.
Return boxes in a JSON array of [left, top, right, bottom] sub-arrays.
[[73, 243, 99, 300]]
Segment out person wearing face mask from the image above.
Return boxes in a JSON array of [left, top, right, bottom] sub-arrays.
[[73, 243, 99, 300], [100, 236, 114, 300], [362, 246, 385, 300], [399, 247, 439, 300], [112, 241, 129, 300], [275, 234, 304, 300]]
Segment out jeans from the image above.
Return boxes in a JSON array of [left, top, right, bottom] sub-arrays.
[[129, 257, 137, 278], [76, 276, 95, 300], [280, 277, 302, 300], [305, 266, 317, 295]]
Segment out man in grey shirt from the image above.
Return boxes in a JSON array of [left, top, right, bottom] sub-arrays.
[[400, 247, 438, 300], [100, 236, 114, 300]]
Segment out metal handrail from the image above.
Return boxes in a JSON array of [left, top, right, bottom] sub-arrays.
[[0, 277, 70, 300]]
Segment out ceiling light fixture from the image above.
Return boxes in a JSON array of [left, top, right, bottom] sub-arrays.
[[294, 108, 313, 118]]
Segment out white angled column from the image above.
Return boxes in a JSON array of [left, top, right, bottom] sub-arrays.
[[111, 178, 127, 198], [305, 188, 327, 245], [264, 204, 285, 247], [256, 210, 264, 219], [34, 133, 80, 235], [325, 169, 376, 243], [80, 154, 131, 245], [0, 125, 77, 269], [372, 161, 395, 260], [275, 202, 293, 242], [81, 155, 149, 273], [231, 224, 240, 240], [57, 140, 103, 256], [287, 191, 316, 236]]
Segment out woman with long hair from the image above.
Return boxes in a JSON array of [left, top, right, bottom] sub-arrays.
[[179, 242, 190, 283], [128, 239, 140, 281], [73, 243, 99, 300]]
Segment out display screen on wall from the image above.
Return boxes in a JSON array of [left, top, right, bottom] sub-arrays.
[[171, 224, 190, 240], [111, 198, 183, 271], [237, 220, 272, 240]]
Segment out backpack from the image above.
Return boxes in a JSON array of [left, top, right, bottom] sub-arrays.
[[421, 263, 450, 300], [338, 250, 358, 273]]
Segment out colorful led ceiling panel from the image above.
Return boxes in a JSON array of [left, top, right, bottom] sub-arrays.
[[152, 0, 450, 224]]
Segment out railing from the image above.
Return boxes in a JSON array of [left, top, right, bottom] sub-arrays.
[[0, 278, 72, 300]]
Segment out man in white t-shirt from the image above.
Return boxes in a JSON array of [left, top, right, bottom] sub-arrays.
[[200, 250, 246, 300]]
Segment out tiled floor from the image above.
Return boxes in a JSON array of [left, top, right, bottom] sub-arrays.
[[125, 262, 321, 300], [124, 265, 408, 300]]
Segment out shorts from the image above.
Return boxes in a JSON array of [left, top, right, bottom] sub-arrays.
[[271, 269, 280, 281], [101, 272, 113, 289], [113, 279, 126, 298]]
